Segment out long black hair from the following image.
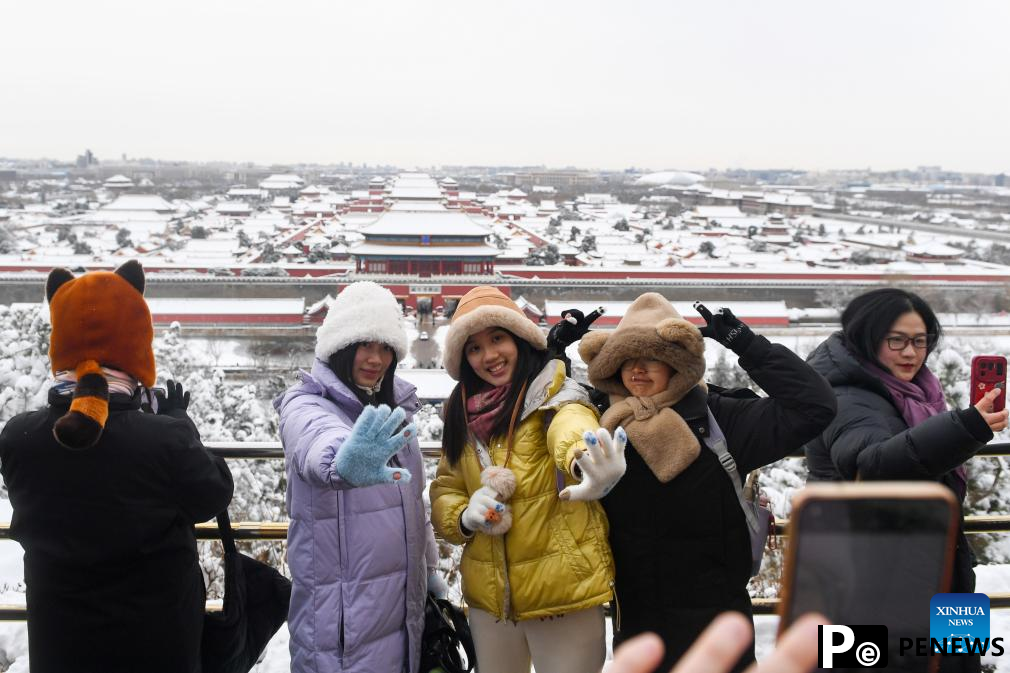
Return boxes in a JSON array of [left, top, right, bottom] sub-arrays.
[[327, 342, 399, 408], [841, 288, 942, 368], [442, 328, 548, 466]]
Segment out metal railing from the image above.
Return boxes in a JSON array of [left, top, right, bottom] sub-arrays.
[[0, 441, 1007, 619]]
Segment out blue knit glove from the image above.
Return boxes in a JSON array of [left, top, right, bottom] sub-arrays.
[[333, 404, 415, 487]]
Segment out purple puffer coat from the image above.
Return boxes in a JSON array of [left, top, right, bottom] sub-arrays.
[[274, 359, 437, 673]]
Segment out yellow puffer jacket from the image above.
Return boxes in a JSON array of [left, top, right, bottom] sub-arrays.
[[430, 360, 615, 621]]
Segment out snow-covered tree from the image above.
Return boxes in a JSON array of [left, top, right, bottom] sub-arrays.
[[0, 304, 51, 429]]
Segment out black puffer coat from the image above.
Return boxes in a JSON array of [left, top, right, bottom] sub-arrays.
[[598, 335, 836, 673], [804, 332, 991, 673], [0, 389, 234, 673]]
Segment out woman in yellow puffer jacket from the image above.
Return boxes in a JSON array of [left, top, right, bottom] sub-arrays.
[[430, 286, 625, 673]]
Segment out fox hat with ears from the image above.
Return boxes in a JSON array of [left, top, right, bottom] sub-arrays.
[[577, 292, 707, 482], [46, 260, 155, 450]]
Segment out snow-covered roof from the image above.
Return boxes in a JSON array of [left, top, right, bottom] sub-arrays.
[[100, 194, 176, 213], [227, 188, 265, 198], [103, 174, 134, 185], [361, 209, 490, 237], [388, 173, 443, 200], [215, 201, 252, 214], [259, 174, 305, 190], [691, 206, 748, 220], [635, 171, 705, 187], [763, 193, 814, 207], [513, 295, 543, 316], [905, 243, 966, 257], [388, 185, 443, 200], [388, 201, 449, 213], [147, 298, 304, 316], [350, 242, 501, 258]]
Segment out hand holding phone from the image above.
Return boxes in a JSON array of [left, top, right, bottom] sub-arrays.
[[778, 483, 958, 673], [970, 355, 1006, 414], [973, 388, 1009, 435]]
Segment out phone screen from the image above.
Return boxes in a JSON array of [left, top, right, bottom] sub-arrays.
[[785, 497, 953, 672]]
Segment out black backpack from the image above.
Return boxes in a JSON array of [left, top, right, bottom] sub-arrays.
[[419, 594, 475, 673]]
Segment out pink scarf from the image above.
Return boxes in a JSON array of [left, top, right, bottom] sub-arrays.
[[465, 384, 512, 445]]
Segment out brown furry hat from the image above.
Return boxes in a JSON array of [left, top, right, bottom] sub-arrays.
[[46, 260, 155, 449], [443, 286, 547, 380], [579, 292, 705, 397]]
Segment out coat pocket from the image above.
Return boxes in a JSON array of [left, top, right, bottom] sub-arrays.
[[549, 505, 594, 582]]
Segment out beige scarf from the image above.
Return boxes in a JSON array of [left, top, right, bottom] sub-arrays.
[[599, 382, 703, 483]]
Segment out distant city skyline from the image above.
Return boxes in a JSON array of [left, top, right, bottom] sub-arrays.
[[2, 0, 1008, 174]]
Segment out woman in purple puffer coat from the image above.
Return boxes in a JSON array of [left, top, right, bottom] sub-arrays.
[[275, 282, 443, 673]]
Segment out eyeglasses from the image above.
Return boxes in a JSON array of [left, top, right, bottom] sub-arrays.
[[884, 334, 937, 351]]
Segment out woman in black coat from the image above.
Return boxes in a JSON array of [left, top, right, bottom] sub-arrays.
[[573, 293, 836, 673], [0, 262, 234, 673], [804, 288, 1008, 673]]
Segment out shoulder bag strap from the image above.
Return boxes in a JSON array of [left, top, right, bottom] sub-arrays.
[[700, 408, 761, 534], [216, 509, 238, 555]]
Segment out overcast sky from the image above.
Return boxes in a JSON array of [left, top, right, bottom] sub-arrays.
[[2, 0, 1008, 173]]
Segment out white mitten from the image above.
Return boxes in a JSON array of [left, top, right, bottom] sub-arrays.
[[560, 427, 628, 501], [479, 466, 516, 535], [461, 486, 505, 534]]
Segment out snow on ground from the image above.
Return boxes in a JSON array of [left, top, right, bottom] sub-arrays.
[[434, 324, 451, 368], [400, 321, 419, 369]]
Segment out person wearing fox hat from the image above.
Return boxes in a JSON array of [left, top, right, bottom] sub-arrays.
[[274, 281, 443, 673], [0, 260, 233, 673], [430, 286, 625, 673], [577, 292, 836, 673]]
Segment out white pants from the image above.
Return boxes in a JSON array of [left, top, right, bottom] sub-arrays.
[[468, 605, 606, 673]]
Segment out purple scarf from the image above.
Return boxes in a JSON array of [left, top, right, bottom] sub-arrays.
[[864, 360, 967, 497]]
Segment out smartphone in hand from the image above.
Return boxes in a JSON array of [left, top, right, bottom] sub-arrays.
[[970, 355, 1006, 413], [777, 483, 958, 673]]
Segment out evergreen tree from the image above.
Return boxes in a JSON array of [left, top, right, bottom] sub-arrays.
[[115, 227, 133, 249]]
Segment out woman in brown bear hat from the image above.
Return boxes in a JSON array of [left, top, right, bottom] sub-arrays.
[[0, 261, 233, 673], [577, 293, 836, 672]]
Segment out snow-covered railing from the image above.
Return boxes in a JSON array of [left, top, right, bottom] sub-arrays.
[[0, 441, 1008, 619], [204, 441, 1010, 460]]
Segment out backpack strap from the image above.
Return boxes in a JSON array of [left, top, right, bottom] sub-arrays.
[[699, 408, 761, 535]]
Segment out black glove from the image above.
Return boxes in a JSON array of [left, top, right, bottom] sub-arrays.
[[155, 379, 191, 417], [546, 307, 604, 353], [546, 307, 605, 376], [693, 302, 755, 355]]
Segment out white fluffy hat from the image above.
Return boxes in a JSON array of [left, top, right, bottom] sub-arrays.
[[315, 281, 408, 361]]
